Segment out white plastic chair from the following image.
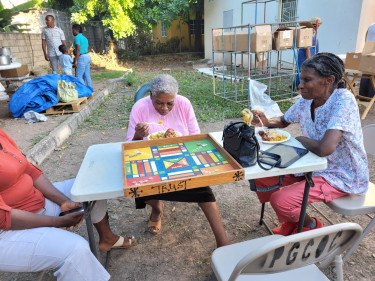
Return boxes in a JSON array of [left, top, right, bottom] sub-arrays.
[[211, 223, 362, 281], [325, 124, 375, 262]]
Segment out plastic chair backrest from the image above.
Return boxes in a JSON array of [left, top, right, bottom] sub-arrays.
[[229, 223, 362, 279], [363, 124, 375, 157], [134, 82, 151, 103]]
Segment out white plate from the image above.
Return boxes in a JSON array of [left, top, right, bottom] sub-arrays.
[[147, 130, 182, 140], [259, 129, 291, 144]]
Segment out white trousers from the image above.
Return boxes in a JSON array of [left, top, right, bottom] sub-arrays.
[[0, 179, 110, 281]]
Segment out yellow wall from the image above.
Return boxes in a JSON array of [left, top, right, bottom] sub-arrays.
[[152, 20, 204, 50]]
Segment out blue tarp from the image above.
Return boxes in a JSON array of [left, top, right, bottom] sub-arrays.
[[9, 74, 93, 118]]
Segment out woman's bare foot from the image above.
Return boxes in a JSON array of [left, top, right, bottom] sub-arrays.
[[148, 202, 164, 234], [98, 235, 136, 252]]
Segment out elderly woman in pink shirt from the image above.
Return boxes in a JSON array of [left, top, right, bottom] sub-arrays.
[[126, 74, 229, 247]]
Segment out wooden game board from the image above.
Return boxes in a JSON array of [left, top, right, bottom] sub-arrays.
[[122, 134, 244, 198]]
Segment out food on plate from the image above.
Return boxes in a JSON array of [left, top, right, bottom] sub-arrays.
[[149, 131, 165, 140], [241, 108, 253, 126], [258, 129, 288, 142], [149, 128, 178, 140], [164, 128, 178, 138]]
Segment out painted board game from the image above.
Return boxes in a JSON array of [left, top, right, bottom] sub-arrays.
[[122, 134, 244, 198]]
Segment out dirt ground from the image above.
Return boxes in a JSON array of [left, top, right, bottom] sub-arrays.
[[1, 55, 375, 281]]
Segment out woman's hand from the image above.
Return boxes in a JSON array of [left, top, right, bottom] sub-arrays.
[[133, 122, 150, 140], [251, 110, 269, 127], [251, 111, 289, 128], [60, 200, 82, 212], [59, 211, 84, 230], [60, 200, 84, 230]]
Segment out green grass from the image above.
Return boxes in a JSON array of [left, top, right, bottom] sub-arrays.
[[31, 132, 49, 145], [91, 71, 125, 81]]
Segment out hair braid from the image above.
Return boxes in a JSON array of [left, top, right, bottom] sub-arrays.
[[301, 52, 346, 89]]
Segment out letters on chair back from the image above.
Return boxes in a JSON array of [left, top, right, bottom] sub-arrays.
[[242, 229, 359, 274]]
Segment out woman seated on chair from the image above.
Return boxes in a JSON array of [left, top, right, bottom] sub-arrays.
[[126, 74, 229, 247], [0, 129, 135, 280], [251, 53, 369, 236]]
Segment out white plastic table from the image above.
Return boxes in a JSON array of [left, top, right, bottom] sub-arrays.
[[71, 132, 327, 256], [0, 62, 21, 71]]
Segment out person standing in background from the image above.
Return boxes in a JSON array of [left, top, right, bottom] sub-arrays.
[[72, 24, 92, 88], [294, 17, 322, 89], [359, 23, 375, 99], [42, 15, 66, 74]]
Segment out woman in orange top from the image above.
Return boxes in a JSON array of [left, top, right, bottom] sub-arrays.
[[0, 128, 134, 280]]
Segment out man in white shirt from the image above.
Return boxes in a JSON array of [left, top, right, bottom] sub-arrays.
[[41, 15, 66, 74]]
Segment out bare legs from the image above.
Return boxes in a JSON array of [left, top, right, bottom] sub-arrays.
[[198, 202, 229, 247], [146, 199, 229, 248], [94, 213, 135, 252]]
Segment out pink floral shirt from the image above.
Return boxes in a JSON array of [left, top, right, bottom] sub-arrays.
[[284, 88, 369, 194], [126, 95, 200, 141]]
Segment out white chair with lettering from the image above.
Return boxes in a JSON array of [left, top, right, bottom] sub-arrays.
[[211, 223, 362, 281], [325, 124, 375, 262]]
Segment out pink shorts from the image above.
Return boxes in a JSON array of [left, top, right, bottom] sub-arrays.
[[254, 175, 347, 223]]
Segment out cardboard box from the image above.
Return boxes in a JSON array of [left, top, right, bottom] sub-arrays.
[[296, 27, 313, 48], [213, 30, 223, 51], [359, 41, 375, 73], [235, 30, 250, 52], [0, 65, 29, 78], [250, 25, 272, 53], [223, 32, 234, 51], [272, 27, 294, 50], [212, 30, 234, 51], [345, 52, 362, 70]]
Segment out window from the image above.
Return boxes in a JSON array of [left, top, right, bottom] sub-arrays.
[[189, 20, 204, 35], [223, 9, 233, 31], [281, 0, 298, 23], [161, 22, 167, 37]]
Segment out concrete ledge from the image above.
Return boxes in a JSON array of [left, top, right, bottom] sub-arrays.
[[26, 88, 110, 165]]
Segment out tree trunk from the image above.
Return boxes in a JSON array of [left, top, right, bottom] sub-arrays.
[[187, 14, 192, 52], [194, 0, 204, 52]]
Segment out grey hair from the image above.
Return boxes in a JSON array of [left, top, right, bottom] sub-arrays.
[[301, 52, 346, 89], [150, 74, 179, 96]]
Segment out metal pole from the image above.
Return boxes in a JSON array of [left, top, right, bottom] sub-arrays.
[[297, 172, 314, 233]]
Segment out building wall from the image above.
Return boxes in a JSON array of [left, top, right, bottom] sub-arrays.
[[0, 32, 49, 70], [12, 8, 105, 52], [205, 0, 369, 63], [356, 0, 375, 51], [152, 19, 204, 50]]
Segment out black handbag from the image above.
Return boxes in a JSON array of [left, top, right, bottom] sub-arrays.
[[222, 121, 281, 170]]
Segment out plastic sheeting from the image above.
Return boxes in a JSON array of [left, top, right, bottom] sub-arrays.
[[9, 74, 93, 118]]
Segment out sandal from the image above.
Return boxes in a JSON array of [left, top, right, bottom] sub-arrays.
[[148, 203, 164, 235], [99, 235, 136, 252]]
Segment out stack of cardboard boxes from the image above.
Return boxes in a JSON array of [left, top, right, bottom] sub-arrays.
[[345, 41, 375, 73], [213, 23, 314, 52]]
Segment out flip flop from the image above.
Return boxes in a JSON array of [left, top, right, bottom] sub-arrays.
[[148, 203, 164, 235], [99, 235, 136, 252]]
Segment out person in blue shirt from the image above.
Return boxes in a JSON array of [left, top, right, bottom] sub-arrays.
[[72, 24, 92, 88], [294, 17, 322, 89], [58, 45, 74, 75]]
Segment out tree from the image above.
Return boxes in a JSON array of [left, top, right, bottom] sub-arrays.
[[70, 0, 201, 42], [0, 0, 38, 32]]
